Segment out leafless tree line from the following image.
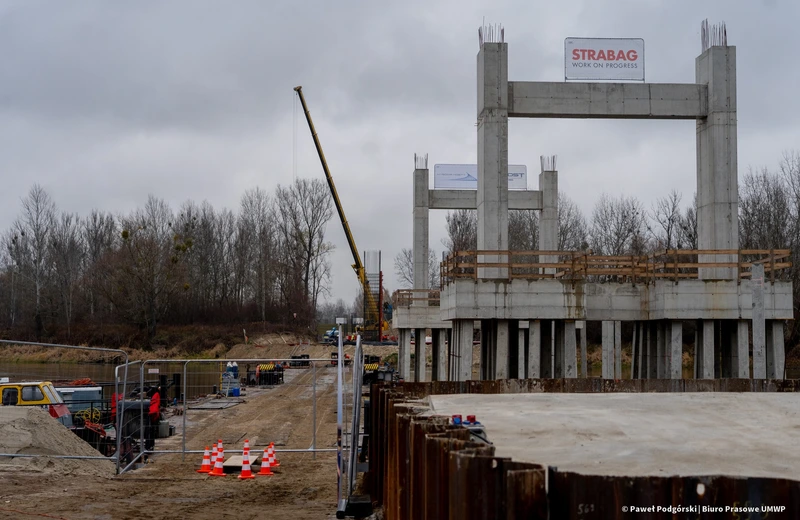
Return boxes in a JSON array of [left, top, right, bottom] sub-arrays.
[[0, 179, 334, 342]]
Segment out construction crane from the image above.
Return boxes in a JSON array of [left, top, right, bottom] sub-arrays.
[[293, 86, 387, 340]]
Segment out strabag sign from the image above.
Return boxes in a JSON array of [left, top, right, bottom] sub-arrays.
[[434, 164, 527, 190], [565, 38, 644, 81]]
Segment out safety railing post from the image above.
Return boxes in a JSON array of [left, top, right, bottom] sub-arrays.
[[312, 360, 317, 460]]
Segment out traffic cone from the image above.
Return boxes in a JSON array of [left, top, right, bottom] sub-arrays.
[[268, 443, 280, 467], [238, 451, 255, 480], [243, 439, 250, 456], [210, 444, 218, 465], [196, 446, 212, 473], [257, 448, 273, 476], [209, 449, 226, 477]]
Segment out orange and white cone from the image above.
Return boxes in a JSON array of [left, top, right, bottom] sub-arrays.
[[238, 451, 255, 480], [210, 445, 218, 464], [196, 446, 212, 473], [243, 439, 250, 456], [257, 448, 273, 476], [209, 449, 226, 477], [268, 443, 280, 467]]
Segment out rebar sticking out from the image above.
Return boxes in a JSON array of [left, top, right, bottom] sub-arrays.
[[540, 155, 558, 173], [701, 19, 728, 52]]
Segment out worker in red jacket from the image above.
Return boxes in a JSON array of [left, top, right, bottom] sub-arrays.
[[149, 387, 161, 424]]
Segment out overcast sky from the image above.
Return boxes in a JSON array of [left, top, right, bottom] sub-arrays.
[[1, 0, 798, 306]]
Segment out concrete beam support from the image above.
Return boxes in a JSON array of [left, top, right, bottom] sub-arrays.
[[554, 321, 565, 378], [647, 323, 657, 379], [614, 321, 622, 379], [752, 264, 767, 378], [477, 42, 509, 279], [496, 320, 509, 380], [414, 328, 425, 382], [529, 320, 541, 378], [696, 46, 738, 280], [398, 329, 411, 380], [579, 322, 588, 378], [735, 320, 749, 378], [697, 320, 715, 379], [541, 320, 553, 378], [601, 321, 614, 379], [669, 321, 683, 379], [517, 321, 527, 379], [428, 189, 543, 210], [766, 321, 785, 380], [508, 81, 708, 119], [433, 328, 448, 381], [413, 169, 429, 297], [538, 170, 558, 274], [657, 322, 666, 379], [564, 321, 577, 379], [452, 320, 474, 382]]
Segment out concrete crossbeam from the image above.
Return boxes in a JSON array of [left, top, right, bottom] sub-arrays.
[[440, 279, 794, 321], [428, 189, 542, 210], [508, 81, 708, 119]]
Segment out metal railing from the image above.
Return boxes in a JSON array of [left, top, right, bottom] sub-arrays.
[[439, 248, 792, 286]]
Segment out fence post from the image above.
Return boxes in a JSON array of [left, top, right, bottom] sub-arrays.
[[312, 360, 317, 460]]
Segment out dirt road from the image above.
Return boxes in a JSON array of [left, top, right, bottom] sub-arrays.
[[0, 348, 359, 519]]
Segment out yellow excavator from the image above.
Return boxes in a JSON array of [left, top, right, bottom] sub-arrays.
[[293, 86, 390, 340]]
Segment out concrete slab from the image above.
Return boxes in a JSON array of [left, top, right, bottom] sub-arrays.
[[428, 393, 800, 479]]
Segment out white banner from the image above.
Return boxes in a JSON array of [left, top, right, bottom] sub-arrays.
[[565, 38, 644, 81], [433, 164, 527, 190]]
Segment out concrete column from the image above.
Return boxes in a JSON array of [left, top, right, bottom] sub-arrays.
[[699, 320, 715, 379], [614, 321, 622, 379], [630, 322, 638, 379], [766, 321, 785, 380], [579, 321, 587, 378], [696, 45, 738, 280], [564, 321, 577, 379], [529, 320, 541, 378], [433, 329, 448, 381], [601, 321, 614, 379], [669, 321, 683, 380], [412, 168, 430, 296], [735, 320, 749, 378], [495, 320, 510, 380], [656, 322, 666, 379], [414, 328, 425, 382], [454, 320, 474, 382], [554, 321, 564, 378], [538, 169, 558, 275], [752, 263, 766, 378], [647, 323, 658, 379], [477, 42, 509, 279], [518, 321, 528, 379], [541, 320, 553, 378], [638, 322, 646, 379], [398, 329, 412, 380]]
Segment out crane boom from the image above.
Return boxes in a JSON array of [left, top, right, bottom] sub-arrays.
[[294, 86, 386, 339], [293, 86, 364, 281]]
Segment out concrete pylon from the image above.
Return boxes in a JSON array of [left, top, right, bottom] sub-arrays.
[[696, 45, 738, 280], [413, 167, 429, 295], [538, 168, 558, 274], [476, 41, 508, 279]]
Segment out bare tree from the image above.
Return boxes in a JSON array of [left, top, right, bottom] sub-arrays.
[[442, 209, 477, 254], [9, 184, 57, 337], [508, 210, 538, 251], [82, 210, 116, 318], [590, 193, 648, 256], [240, 187, 274, 323], [647, 189, 682, 251], [676, 194, 698, 250], [394, 247, 441, 289], [558, 193, 589, 251], [50, 212, 84, 337]]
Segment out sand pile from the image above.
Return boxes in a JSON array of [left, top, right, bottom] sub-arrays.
[[0, 407, 114, 477]]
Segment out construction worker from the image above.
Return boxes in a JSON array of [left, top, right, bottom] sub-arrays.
[[149, 387, 161, 424]]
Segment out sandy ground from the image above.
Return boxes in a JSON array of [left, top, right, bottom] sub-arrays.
[[0, 338, 373, 520], [429, 392, 800, 479]]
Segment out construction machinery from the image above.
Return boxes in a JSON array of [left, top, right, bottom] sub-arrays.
[[294, 86, 390, 341]]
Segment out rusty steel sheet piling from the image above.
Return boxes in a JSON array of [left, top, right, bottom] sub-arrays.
[[366, 378, 800, 519]]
